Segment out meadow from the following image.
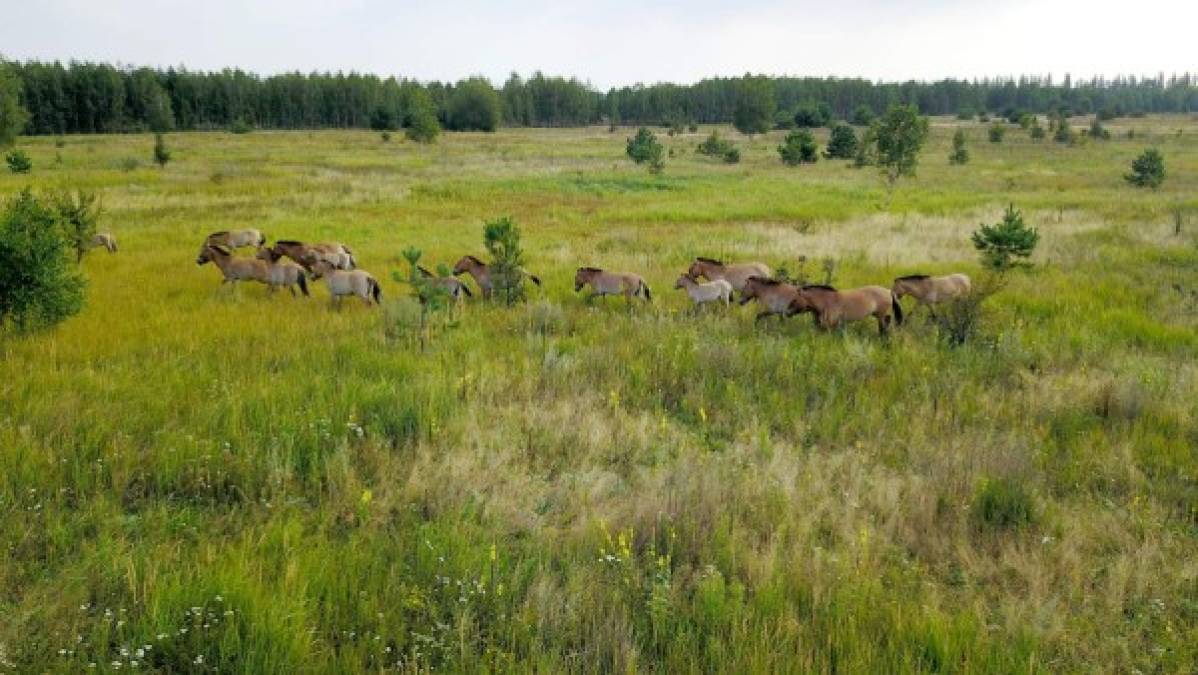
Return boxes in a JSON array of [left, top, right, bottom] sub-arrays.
[[1, 117, 1197, 672]]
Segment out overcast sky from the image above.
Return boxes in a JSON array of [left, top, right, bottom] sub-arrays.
[[2, 0, 1195, 89]]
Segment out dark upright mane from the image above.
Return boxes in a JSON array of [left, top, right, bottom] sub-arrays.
[[276, 239, 304, 246], [416, 265, 434, 277], [464, 255, 485, 265], [895, 274, 929, 281], [748, 275, 781, 286], [208, 244, 232, 256], [206, 231, 228, 238], [578, 266, 602, 273], [695, 257, 723, 265], [802, 284, 837, 291]]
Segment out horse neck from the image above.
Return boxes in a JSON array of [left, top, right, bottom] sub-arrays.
[[207, 248, 232, 271]]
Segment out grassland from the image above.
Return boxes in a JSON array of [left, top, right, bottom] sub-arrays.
[[1, 117, 1197, 673]]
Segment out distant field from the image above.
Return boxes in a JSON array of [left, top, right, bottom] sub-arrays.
[[1, 117, 1196, 672]]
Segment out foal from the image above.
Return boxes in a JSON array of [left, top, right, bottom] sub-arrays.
[[91, 233, 118, 253], [739, 276, 802, 322], [787, 284, 903, 336], [310, 259, 381, 308], [196, 244, 267, 289], [574, 267, 651, 303], [254, 247, 310, 297], [891, 273, 972, 318], [452, 255, 542, 298], [687, 257, 772, 295], [270, 240, 356, 271], [204, 229, 266, 250], [674, 274, 732, 307]]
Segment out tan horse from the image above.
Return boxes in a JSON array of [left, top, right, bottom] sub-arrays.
[[310, 259, 381, 308], [90, 233, 118, 253], [254, 247, 310, 297], [674, 274, 733, 307], [196, 244, 267, 289], [739, 276, 802, 322], [204, 229, 266, 250], [452, 255, 542, 298], [415, 265, 472, 303], [574, 267, 651, 303], [270, 240, 356, 271], [787, 284, 903, 335], [687, 257, 772, 294], [892, 274, 972, 317]]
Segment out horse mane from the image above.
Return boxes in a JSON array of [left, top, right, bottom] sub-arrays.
[[206, 231, 228, 238], [895, 274, 929, 281], [416, 265, 434, 277], [275, 239, 304, 246], [802, 284, 837, 291], [577, 266, 602, 273], [208, 244, 232, 256], [464, 254, 485, 265], [747, 275, 781, 286], [695, 256, 723, 265]]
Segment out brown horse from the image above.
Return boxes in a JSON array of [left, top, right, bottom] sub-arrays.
[[787, 284, 903, 335], [892, 273, 972, 318], [204, 229, 266, 250], [415, 265, 472, 303], [254, 247, 310, 297], [196, 244, 268, 289], [687, 257, 772, 295], [270, 240, 356, 271], [452, 255, 542, 298], [574, 267, 651, 303], [739, 276, 802, 322], [310, 259, 381, 308]]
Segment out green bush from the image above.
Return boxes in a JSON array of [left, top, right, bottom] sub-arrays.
[[778, 130, 818, 165], [370, 106, 399, 132], [1088, 120, 1111, 140], [483, 216, 528, 305], [874, 104, 929, 187], [229, 119, 252, 134], [733, 76, 775, 136], [823, 123, 857, 159], [722, 147, 740, 164], [405, 89, 441, 143], [53, 188, 103, 262], [972, 478, 1036, 531], [972, 204, 1039, 271], [696, 131, 734, 158], [1053, 118, 1074, 144], [447, 77, 502, 132], [153, 133, 171, 168], [627, 127, 665, 173], [1124, 148, 1164, 189], [1029, 122, 1045, 140], [5, 148, 32, 173], [988, 123, 1006, 143], [851, 105, 876, 126], [793, 101, 833, 128], [949, 129, 969, 165], [0, 189, 86, 332]]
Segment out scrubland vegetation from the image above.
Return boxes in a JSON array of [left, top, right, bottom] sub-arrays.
[[1, 115, 1197, 672]]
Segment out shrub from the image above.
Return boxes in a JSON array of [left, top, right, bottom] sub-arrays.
[[972, 477, 1036, 531], [380, 131, 391, 143], [777, 130, 818, 165], [52, 188, 103, 262], [627, 127, 665, 173], [369, 106, 399, 132], [447, 78, 502, 132], [118, 157, 140, 172], [1053, 118, 1074, 144], [1089, 120, 1111, 140], [931, 273, 1003, 346], [874, 104, 929, 187], [772, 110, 796, 130], [483, 216, 528, 305], [733, 76, 775, 136], [793, 101, 832, 128], [1124, 148, 1165, 190], [229, 119, 252, 134], [1096, 107, 1119, 121], [0, 189, 86, 332], [405, 89, 441, 143], [972, 203, 1039, 271], [851, 105, 876, 126], [823, 123, 857, 159], [955, 107, 975, 121], [949, 128, 969, 165], [153, 133, 171, 168], [853, 124, 877, 167], [0, 64, 29, 147], [988, 123, 1006, 143], [1029, 122, 1045, 140], [1003, 108, 1024, 124], [687, 123, 698, 133], [6, 148, 32, 173], [696, 131, 734, 158], [1018, 113, 1036, 130], [722, 147, 740, 164]]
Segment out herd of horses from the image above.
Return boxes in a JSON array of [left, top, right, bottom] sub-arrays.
[[184, 228, 972, 335]]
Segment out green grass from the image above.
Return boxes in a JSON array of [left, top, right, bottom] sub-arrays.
[[2, 117, 1197, 672]]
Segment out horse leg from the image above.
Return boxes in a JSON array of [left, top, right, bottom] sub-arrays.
[[755, 310, 773, 323]]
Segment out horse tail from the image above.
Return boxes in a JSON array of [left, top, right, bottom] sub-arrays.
[[297, 272, 309, 297], [528, 273, 542, 287], [371, 278, 382, 304], [641, 280, 652, 302], [459, 281, 473, 297], [258, 232, 266, 247], [891, 293, 903, 326]]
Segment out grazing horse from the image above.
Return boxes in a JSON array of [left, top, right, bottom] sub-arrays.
[[254, 247, 310, 297], [674, 274, 733, 307], [574, 267, 651, 303], [90, 233, 118, 253], [787, 284, 903, 336], [310, 259, 381, 308], [452, 255, 542, 298], [687, 257, 772, 295], [204, 229, 266, 250], [892, 273, 972, 317], [270, 240, 356, 271], [196, 244, 267, 289], [415, 265, 472, 303], [739, 276, 802, 322]]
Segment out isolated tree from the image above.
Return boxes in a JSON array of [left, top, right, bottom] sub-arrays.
[[949, 128, 969, 165], [1088, 119, 1111, 140], [851, 105, 875, 126], [1053, 117, 1074, 144], [778, 130, 818, 165], [447, 77, 502, 132], [874, 104, 929, 188], [0, 64, 29, 147], [733, 75, 775, 136], [972, 204, 1039, 271], [5, 149, 31, 173], [482, 216, 528, 305], [696, 130, 733, 158], [0, 189, 86, 332], [793, 101, 833, 128], [53, 188, 103, 262], [823, 123, 857, 159], [145, 86, 175, 133], [988, 123, 1006, 143], [153, 133, 171, 168], [1029, 120, 1045, 140], [1124, 148, 1165, 190], [404, 88, 440, 143], [626, 127, 664, 173]]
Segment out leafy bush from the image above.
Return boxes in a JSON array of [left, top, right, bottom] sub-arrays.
[[447, 77, 502, 132], [405, 89, 441, 143], [229, 119, 252, 134], [733, 76, 775, 136], [793, 101, 832, 128], [949, 128, 969, 165], [0, 189, 86, 332], [853, 124, 877, 167], [874, 104, 929, 187], [6, 148, 32, 173], [626, 127, 665, 173], [972, 477, 1036, 531], [772, 110, 796, 130], [1053, 118, 1074, 144], [483, 216, 528, 305], [988, 123, 1006, 143], [955, 107, 975, 121], [53, 188, 103, 262], [823, 123, 857, 159], [380, 131, 391, 143], [722, 147, 740, 164], [0, 64, 29, 147], [851, 104, 876, 126], [1089, 120, 1111, 140], [696, 131, 734, 158], [777, 130, 818, 165], [153, 133, 171, 168], [1018, 113, 1036, 130], [1029, 121, 1045, 140], [1124, 148, 1165, 189], [1096, 106, 1120, 121], [972, 204, 1039, 271], [369, 106, 399, 132]]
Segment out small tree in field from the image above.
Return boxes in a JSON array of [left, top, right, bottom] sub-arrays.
[[1054, 117, 1074, 144], [733, 75, 775, 136], [5, 148, 31, 173], [405, 89, 440, 144], [483, 216, 529, 305], [696, 130, 734, 158], [824, 123, 857, 159], [1124, 148, 1165, 190], [972, 204, 1039, 271], [1089, 119, 1111, 140], [0, 189, 86, 332], [153, 133, 171, 168], [853, 124, 877, 167], [778, 130, 818, 165], [949, 128, 969, 165], [626, 127, 665, 173], [53, 189, 103, 262], [851, 105, 875, 126], [988, 123, 1006, 143], [1029, 120, 1045, 140], [874, 104, 929, 189]]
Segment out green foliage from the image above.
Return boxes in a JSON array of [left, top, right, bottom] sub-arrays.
[[722, 147, 740, 164], [874, 104, 930, 186], [369, 105, 399, 132], [1053, 117, 1074, 144], [380, 131, 391, 143], [1029, 121, 1045, 140], [853, 124, 877, 167], [972, 204, 1039, 271], [626, 127, 665, 173], [405, 89, 441, 143], [1124, 148, 1165, 189], [793, 100, 833, 128], [823, 123, 857, 160], [447, 77, 502, 132], [1018, 113, 1036, 130], [988, 123, 1006, 143], [696, 131, 735, 160], [6, 148, 32, 173], [229, 119, 252, 134], [949, 128, 969, 165], [1089, 120, 1111, 140], [778, 129, 818, 166], [955, 107, 975, 121], [52, 188, 103, 262], [153, 133, 171, 168], [0, 188, 86, 332], [972, 478, 1036, 531], [0, 64, 29, 146], [851, 104, 876, 126], [732, 75, 775, 136], [482, 216, 527, 305]]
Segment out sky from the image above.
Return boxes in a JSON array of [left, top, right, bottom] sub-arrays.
[[2, 0, 1195, 89]]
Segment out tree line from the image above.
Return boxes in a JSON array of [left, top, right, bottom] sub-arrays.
[[4, 60, 1197, 136]]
